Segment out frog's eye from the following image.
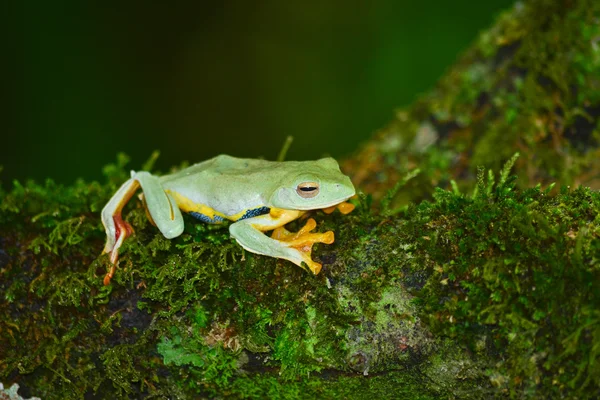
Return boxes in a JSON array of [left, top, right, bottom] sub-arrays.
[[296, 182, 320, 198]]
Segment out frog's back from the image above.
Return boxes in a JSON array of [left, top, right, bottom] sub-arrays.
[[161, 155, 277, 184], [159, 155, 280, 218], [161, 155, 238, 177]]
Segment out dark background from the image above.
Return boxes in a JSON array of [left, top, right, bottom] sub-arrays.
[[3, 0, 514, 184]]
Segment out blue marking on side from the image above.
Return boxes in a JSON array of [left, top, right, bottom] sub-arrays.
[[189, 212, 225, 224], [237, 206, 270, 221]]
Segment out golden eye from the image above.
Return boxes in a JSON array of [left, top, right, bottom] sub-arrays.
[[296, 181, 320, 198]]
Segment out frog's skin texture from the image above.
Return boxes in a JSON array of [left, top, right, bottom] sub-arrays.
[[101, 155, 356, 285]]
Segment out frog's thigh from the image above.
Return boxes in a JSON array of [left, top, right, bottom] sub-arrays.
[[134, 171, 184, 239], [229, 211, 302, 263]]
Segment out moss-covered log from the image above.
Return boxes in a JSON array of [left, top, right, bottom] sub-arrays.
[[2, 155, 600, 399], [2, 0, 600, 399]]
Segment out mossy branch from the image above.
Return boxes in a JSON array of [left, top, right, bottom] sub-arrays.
[[2, 155, 600, 399]]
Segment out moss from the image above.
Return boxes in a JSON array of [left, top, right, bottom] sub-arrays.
[[408, 158, 600, 397], [3, 148, 600, 399], [0, 151, 488, 399]]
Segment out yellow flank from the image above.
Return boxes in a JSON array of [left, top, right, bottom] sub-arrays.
[[269, 208, 286, 218], [167, 190, 227, 220]]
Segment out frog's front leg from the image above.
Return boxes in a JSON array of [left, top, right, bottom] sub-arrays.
[[101, 171, 184, 285], [229, 209, 334, 274]]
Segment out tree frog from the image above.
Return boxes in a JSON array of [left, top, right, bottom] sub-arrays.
[[101, 155, 356, 285]]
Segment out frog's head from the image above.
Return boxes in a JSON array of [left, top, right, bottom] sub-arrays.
[[269, 158, 355, 210]]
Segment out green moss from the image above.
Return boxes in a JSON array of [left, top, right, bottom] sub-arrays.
[[406, 157, 600, 397], [0, 150, 485, 399], [3, 147, 600, 399]]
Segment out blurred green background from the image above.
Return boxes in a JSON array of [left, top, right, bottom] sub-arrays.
[[4, 0, 514, 184]]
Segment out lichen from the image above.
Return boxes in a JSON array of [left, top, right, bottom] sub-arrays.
[[0, 383, 41, 400]]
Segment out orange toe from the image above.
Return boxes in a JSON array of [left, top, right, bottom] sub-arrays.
[[270, 218, 334, 274], [322, 201, 355, 215]]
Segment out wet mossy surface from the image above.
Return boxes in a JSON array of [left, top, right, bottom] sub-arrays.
[[3, 0, 600, 398], [2, 154, 600, 399]]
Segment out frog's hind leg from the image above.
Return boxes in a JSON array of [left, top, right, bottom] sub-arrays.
[[101, 171, 184, 285], [229, 209, 334, 275], [102, 177, 139, 260]]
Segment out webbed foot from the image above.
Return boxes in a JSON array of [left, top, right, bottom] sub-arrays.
[[103, 214, 134, 285], [270, 218, 334, 274]]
